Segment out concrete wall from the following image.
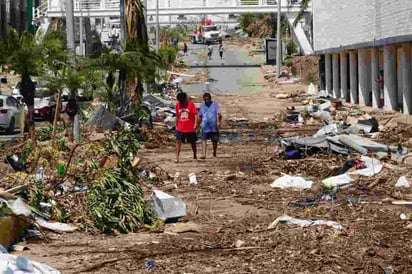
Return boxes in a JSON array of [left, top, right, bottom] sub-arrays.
[[313, 0, 412, 52]]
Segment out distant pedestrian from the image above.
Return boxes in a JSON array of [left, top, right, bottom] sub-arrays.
[[198, 93, 222, 159], [20, 75, 35, 127], [182, 42, 188, 55], [175, 92, 198, 163], [207, 44, 213, 60], [218, 42, 224, 59]]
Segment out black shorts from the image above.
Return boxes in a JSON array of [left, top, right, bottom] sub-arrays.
[[176, 131, 197, 143], [202, 132, 219, 143]]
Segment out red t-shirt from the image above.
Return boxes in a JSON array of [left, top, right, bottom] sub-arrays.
[[176, 100, 197, 132]]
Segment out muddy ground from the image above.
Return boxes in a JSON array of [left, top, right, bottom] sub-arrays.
[[8, 55, 412, 273]]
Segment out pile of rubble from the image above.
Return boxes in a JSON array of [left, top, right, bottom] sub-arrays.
[[266, 85, 412, 205]]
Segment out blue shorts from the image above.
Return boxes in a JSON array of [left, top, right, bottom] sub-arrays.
[[202, 132, 219, 142], [176, 131, 197, 143]]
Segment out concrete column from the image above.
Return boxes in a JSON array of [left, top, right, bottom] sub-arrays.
[[371, 48, 380, 108], [383, 45, 397, 110], [319, 55, 325, 91], [401, 43, 412, 114], [325, 54, 332, 95], [349, 51, 358, 104], [332, 54, 340, 98], [358, 48, 371, 105], [397, 47, 403, 108], [340, 52, 348, 101]]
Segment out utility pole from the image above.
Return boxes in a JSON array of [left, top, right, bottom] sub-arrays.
[[144, 0, 147, 26], [276, 0, 281, 77], [155, 0, 159, 53], [79, 10, 83, 56], [65, 0, 75, 55], [65, 0, 80, 141]]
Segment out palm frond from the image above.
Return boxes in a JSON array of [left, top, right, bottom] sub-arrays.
[[292, 0, 311, 27]]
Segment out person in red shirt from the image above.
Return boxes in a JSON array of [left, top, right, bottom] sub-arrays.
[[175, 92, 198, 163]]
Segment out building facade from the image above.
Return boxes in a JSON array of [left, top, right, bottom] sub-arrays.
[[0, 0, 37, 37], [313, 0, 412, 114]]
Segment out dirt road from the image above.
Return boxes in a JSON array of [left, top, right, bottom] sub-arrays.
[[15, 49, 412, 273]]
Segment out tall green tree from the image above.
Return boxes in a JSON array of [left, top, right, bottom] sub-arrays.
[[0, 29, 43, 77]]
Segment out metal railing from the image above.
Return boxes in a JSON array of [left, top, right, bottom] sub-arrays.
[[45, 0, 308, 11], [39, 0, 311, 20]]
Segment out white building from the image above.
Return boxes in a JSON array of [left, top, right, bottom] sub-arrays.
[[313, 0, 412, 114]]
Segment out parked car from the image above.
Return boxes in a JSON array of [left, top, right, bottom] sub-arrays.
[[0, 95, 24, 134], [34, 88, 56, 122]]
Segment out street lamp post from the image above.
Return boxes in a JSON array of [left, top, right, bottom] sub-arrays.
[[65, 0, 75, 55], [276, 0, 281, 77], [155, 0, 159, 53]]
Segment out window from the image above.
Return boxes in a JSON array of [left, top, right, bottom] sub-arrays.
[[0, 99, 3, 108], [6, 96, 18, 107]]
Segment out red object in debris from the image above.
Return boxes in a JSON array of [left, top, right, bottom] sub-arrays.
[[99, 155, 108, 167], [376, 251, 385, 259], [4, 63, 12, 69]]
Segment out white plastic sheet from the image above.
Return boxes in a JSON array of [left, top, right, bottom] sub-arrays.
[[270, 175, 313, 190], [395, 176, 410, 187], [35, 217, 78, 233], [268, 215, 343, 230], [0, 254, 60, 274], [322, 174, 353, 190], [355, 156, 383, 176]]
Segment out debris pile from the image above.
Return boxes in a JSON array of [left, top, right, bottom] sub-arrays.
[[0, 116, 178, 243]]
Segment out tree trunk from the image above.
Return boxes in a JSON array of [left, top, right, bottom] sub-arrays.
[[9, 0, 17, 30], [84, 18, 93, 55], [124, 0, 149, 101]]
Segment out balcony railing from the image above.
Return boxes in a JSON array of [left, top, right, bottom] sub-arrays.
[[45, 0, 309, 12]]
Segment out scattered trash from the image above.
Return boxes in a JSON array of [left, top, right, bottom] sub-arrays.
[[284, 149, 301, 159], [235, 240, 245, 248], [322, 174, 353, 192], [334, 159, 365, 175], [5, 154, 26, 172], [35, 217, 78, 233], [270, 175, 313, 190], [228, 118, 249, 127], [395, 176, 410, 187], [352, 156, 383, 177], [400, 213, 412, 220], [87, 105, 125, 130], [11, 244, 29, 252], [268, 215, 343, 230], [347, 197, 362, 204], [144, 259, 155, 270], [188, 173, 198, 185], [170, 222, 202, 233], [0, 254, 60, 273], [149, 190, 187, 221], [289, 197, 318, 208]]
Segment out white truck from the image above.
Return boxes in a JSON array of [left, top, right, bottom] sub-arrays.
[[191, 25, 223, 44]]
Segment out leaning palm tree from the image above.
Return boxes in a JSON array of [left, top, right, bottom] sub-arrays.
[[123, 0, 150, 99], [292, 0, 311, 27]]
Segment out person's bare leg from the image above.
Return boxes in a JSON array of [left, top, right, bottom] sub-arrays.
[[200, 140, 207, 159], [175, 140, 182, 163], [191, 142, 197, 160], [212, 141, 218, 157]]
